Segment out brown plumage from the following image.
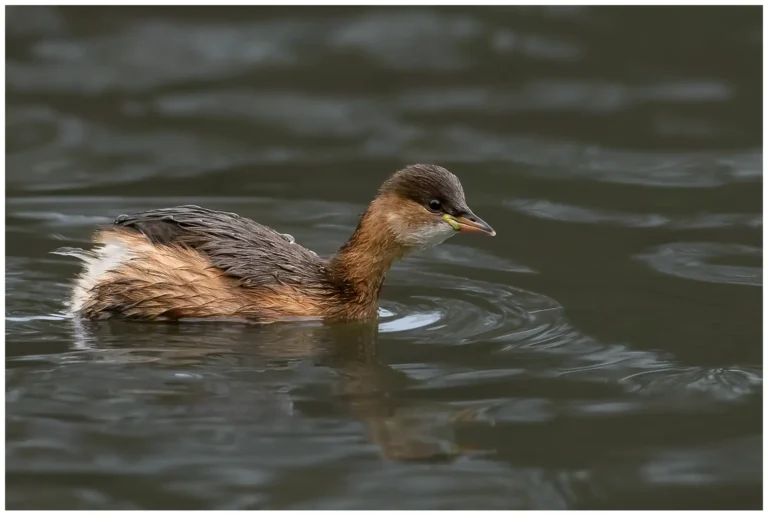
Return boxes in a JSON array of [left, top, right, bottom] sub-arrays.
[[59, 164, 495, 323]]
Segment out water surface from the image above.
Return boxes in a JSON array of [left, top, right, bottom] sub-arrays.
[[5, 6, 762, 509]]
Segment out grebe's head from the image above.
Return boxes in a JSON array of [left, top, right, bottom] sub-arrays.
[[375, 164, 495, 250]]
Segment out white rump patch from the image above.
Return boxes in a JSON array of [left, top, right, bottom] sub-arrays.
[[57, 236, 136, 313]]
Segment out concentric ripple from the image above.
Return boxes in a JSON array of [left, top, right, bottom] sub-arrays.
[[376, 264, 761, 403], [380, 270, 552, 344]]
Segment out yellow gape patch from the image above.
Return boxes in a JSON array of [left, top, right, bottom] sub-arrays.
[[443, 214, 461, 231]]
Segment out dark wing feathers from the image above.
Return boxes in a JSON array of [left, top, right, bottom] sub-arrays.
[[112, 205, 327, 288]]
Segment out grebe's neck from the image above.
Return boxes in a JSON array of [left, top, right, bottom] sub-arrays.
[[328, 197, 406, 316]]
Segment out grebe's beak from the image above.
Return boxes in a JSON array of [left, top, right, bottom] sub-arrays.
[[443, 211, 496, 236]]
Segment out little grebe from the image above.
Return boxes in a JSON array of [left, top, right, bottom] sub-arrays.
[[62, 164, 495, 322]]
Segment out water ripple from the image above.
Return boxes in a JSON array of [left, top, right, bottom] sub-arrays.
[[636, 242, 761, 286], [504, 198, 761, 229]]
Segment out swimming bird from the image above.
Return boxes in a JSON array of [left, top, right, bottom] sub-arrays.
[[61, 164, 495, 322]]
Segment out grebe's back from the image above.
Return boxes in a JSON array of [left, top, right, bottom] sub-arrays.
[[112, 205, 324, 287]]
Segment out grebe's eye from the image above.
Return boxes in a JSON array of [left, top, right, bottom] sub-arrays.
[[428, 199, 442, 212]]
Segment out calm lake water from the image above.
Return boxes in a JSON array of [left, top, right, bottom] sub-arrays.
[[5, 6, 762, 510]]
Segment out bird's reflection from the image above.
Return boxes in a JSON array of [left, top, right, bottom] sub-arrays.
[[70, 318, 484, 462]]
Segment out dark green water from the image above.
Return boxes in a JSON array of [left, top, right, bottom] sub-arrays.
[[5, 6, 762, 509]]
